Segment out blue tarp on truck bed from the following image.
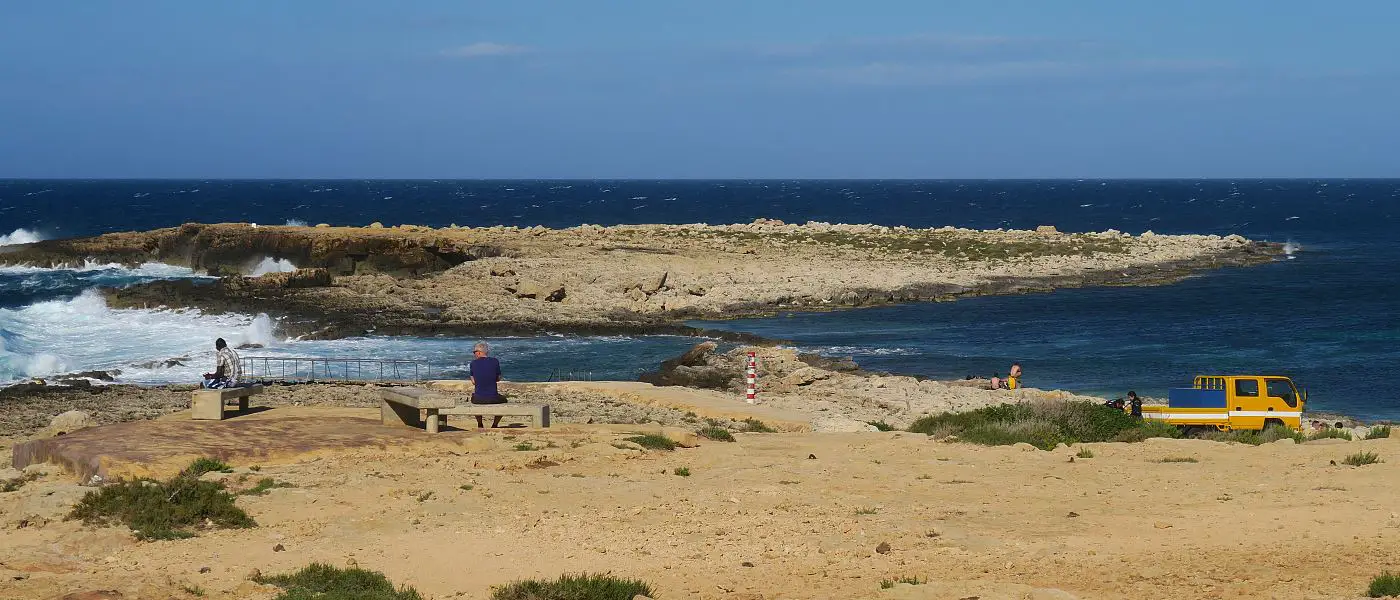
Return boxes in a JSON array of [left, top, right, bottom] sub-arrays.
[[1168, 388, 1228, 409]]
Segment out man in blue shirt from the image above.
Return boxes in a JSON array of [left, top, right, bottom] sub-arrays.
[[468, 342, 506, 428]]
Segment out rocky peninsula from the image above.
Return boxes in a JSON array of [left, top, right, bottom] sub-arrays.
[[0, 220, 1281, 339]]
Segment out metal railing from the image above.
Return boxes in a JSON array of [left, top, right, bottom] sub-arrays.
[[547, 367, 595, 382], [240, 357, 438, 383]]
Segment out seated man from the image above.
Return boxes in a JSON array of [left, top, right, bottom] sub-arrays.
[[989, 362, 1022, 391], [201, 338, 241, 389], [468, 342, 506, 428]]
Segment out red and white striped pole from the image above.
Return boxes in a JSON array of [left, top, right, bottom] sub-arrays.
[[745, 352, 757, 404]]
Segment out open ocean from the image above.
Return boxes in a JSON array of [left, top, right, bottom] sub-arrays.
[[1, 180, 1397, 420]]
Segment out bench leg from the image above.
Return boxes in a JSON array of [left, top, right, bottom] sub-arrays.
[[536, 405, 550, 428], [238, 397, 250, 413], [191, 392, 226, 420], [425, 409, 440, 434], [381, 400, 422, 429]]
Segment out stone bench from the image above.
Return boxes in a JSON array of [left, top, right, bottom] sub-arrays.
[[379, 387, 457, 433], [379, 387, 549, 431], [191, 385, 265, 420], [441, 403, 550, 429]]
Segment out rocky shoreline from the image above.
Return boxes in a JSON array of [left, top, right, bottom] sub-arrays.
[[0, 220, 1282, 339]]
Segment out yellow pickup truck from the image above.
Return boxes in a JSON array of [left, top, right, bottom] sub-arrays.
[[1140, 375, 1305, 433]]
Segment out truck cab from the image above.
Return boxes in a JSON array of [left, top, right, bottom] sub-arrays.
[[1141, 375, 1305, 432]]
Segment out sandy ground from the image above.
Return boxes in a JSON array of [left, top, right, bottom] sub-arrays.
[[2, 425, 1396, 600]]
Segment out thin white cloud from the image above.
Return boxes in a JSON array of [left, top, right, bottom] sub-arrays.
[[440, 42, 531, 58]]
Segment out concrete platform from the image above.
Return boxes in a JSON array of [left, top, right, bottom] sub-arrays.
[[10, 407, 480, 483]]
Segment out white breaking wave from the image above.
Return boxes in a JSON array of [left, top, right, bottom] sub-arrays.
[[0, 260, 204, 278], [248, 257, 298, 276], [0, 290, 277, 383], [0, 228, 42, 246], [285, 219, 308, 227]]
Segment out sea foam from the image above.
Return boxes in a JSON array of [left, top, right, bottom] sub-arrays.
[[0, 228, 42, 246]]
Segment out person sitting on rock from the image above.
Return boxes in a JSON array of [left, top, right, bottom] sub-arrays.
[[990, 363, 1022, 391], [201, 338, 241, 389], [468, 342, 506, 428]]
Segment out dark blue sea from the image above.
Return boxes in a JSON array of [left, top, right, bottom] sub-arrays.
[[2, 180, 1397, 419]]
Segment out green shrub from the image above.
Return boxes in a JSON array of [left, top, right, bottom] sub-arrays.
[[1369, 572, 1400, 597], [68, 461, 256, 541], [184, 458, 233, 477], [256, 563, 423, 600], [673, 467, 690, 477], [1368, 425, 1392, 440], [1309, 428, 1353, 441], [1343, 452, 1382, 467], [742, 418, 778, 433], [240, 478, 294, 496], [697, 426, 735, 442], [623, 435, 677, 451], [1158, 457, 1199, 463], [513, 442, 539, 451], [880, 576, 925, 589], [491, 573, 653, 600], [1075, 448, 1094, 459], [1, 471, 40, 493], [867, 421, 896, 432], [908, 401, 1175, 450]]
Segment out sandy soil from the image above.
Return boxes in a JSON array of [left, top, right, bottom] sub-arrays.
[[3, 426, 1395, 600]]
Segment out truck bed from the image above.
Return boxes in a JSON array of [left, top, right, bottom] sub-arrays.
[[1167, 388, 1227, 409]]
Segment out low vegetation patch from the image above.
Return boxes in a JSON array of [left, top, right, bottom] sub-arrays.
[[1158, 457, 1199, 463], [184, 458, 233, 476], [673, 467, 691, 477], [697, 426, 735, 442], [1368, 425, 1392, 440], [1200, 424, 1323, 445], [742, 418, 778, 433], [908, 401, 1180, 450], [240, 478, 294, 496], [1343, 451, 1382, 467], [1, 471, 40, 493], [880, 576, 925, 589], [1369, 572, 1400, 598], [1309, 427, 1354, 441], [255, 563, 423, 600], [513, 442, 539, 452], [855, 507, 879, 515], [68, 458, 255, 541], [1075, 448, 1095, 459], [867, 421, 896, 432], [491, 573, 653, 600], [624, 434, 677, 451]]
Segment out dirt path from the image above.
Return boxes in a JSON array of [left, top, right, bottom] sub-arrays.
[[3, 426, 1394, 599]]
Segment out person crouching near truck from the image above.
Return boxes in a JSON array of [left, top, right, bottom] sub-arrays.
[[990, 363, 1022, 391], [1126, 391, 1143, 418], [468, 342, 506, 428]]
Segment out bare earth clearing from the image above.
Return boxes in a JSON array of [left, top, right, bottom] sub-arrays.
[[3, 415, 1395, 600]]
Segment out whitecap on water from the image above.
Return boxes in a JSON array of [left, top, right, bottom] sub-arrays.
[[0, 228, 42, 246], [247, 257, 297, 276], [0, 290, 275, 383]]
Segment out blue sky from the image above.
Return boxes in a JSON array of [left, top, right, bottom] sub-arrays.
[[1, 1, 1398, 178]]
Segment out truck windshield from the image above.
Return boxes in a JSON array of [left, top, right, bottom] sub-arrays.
[[1266, 379, 1298, 407]]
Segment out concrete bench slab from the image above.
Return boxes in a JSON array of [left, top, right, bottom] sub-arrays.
[[379, 387, 456, 433], [441, 403, 550, 428], [191, 385, 265, 420]]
